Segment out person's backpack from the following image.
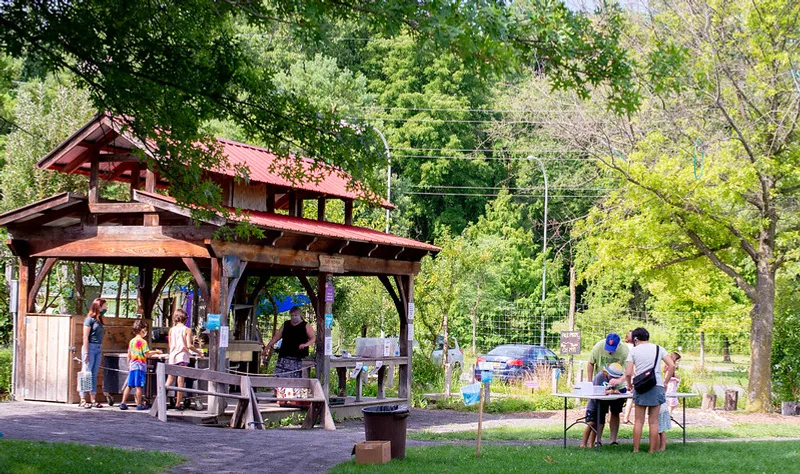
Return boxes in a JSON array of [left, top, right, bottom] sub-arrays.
[[632, 347, 660, 393]]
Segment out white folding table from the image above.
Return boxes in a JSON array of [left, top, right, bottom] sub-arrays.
[[554, 392, 699, 449]]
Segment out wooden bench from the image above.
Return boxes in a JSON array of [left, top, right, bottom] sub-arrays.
[[149, 364, 335, 430], [149, 363, 265, 430], [249, 376, 335, 430]]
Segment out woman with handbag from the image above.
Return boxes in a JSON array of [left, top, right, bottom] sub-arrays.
[[624, 327, 676, 453]]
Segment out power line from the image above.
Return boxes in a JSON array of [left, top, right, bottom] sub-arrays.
[[355, 117, 553, 124], [406, 192, 606, 198], [412, 185, 615, 191], [357, 106, 581, 114], [400, 156, 577, 161], [391, 147, 585, 153]]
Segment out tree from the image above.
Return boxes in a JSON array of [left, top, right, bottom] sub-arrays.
[[535, 0, 800, 411], [0, 0, 637, 226]]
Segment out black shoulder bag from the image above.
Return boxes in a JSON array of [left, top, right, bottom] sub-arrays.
[[632, 346, 660, 394]]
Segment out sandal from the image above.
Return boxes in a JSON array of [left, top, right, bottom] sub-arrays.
[[79, 400, 89, 408], [92, 401, 103, 408]]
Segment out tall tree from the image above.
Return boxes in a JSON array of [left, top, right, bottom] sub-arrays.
[[537, 0, 800, 411], [0, 0, 637, 225]]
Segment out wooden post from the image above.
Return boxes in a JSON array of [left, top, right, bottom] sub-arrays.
[[288, 192, 297, 217], [129, 162, 141, 200], [317, 198, 326, 221], [143, 170, 159, 226], [15, 257, 36, 399], [156, 362, 167, 422], [316, 273, 331, 399], [699, 331, 705, 371], [567, 264, 576, 386], [724, 390, 738, 411], [395, 274, 414, 400], [266, 192, 275, 214], [476, 387, 485, 457], [702, 393, 717, 410], [781, 402, 800, 416], [208, 258, 221, 414], [344, 200, 353, 226]]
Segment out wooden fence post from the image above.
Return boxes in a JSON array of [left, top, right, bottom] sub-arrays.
[[724, 390, 738, 411]]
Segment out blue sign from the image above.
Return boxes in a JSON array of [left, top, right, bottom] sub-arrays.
[[325, 313, 333, 329], [481, 370, 493, 384], [207, 313, 221, 330]]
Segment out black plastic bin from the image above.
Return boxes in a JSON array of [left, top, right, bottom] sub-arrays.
[[362, 405, 410, 459]]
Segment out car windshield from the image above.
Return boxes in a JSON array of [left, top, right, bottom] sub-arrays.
[[531, 348, 558, 360], [435, 337, 457, 350], [487, 346, 528, 358]]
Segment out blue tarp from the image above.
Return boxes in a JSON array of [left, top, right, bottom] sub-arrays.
[[260, 294, 311, 314]]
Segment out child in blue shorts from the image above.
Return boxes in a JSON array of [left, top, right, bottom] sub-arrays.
[[120, 320, 161, 410]]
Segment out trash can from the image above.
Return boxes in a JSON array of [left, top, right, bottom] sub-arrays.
[[362, 405, 410, 459]]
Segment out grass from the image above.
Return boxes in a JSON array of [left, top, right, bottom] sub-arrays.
[[331, 441, 800, 474], [0, 439, 185, 474], [409, 423, 800, 442]]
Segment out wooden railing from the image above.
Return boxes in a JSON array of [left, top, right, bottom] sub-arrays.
[[149, 363, 334, 431]]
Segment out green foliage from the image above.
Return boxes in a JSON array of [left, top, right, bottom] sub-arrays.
[[773, 272, 800, 402], [0, 346, 11, 396]]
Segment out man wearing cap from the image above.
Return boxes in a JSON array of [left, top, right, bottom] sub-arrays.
[[587, 333, 630, 445]]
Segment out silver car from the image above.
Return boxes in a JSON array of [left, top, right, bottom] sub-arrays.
[[432, 335, 464, 368]]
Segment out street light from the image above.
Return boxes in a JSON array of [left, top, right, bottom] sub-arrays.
[[340, 120, 392, 233], [370, 127, 392, 234], [527, 156, 549, 347]]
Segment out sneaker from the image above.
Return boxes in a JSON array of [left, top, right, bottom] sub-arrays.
[[136, 404, 149, 411], [119, 403, 128, 410]]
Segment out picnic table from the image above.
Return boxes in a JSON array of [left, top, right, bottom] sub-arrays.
[[554, 392, 699, 450]]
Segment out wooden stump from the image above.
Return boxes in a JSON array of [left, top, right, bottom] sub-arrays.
[[702, 393, 717, 410], [781, 402, 800, 416], [724, 390, 738, 411]]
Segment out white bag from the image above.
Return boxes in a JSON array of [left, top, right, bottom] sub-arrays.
[[77, 370, 93, 393]]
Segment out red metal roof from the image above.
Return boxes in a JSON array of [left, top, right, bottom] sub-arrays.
[[133, 190, 439, 253], [36, 114, 393, 209]]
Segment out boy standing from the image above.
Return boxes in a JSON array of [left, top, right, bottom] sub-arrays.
[[580, 362, 627, 448], [120, 320, 161, 410]]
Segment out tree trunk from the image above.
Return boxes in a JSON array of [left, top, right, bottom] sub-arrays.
[[699, 331, 705, 371], [115, 265, 125, 318], [97, 263, 106, 299], [74, 262, 84, 315], [747, 270, 775, 412], [722, 336, 732, 363]]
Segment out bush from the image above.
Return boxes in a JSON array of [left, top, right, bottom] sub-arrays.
[[0, 346, 11, 395], [772, 310, 800, 402]]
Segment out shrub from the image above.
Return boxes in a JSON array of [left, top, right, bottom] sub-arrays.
[[0, 346, 11, 395], [772, 310, 800, 402]]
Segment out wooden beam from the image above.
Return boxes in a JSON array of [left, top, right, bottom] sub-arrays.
[[27, 257, 57, 313], [0, 192, 80, 226], [317, 198, 326, 221], [28, 239, 208, 259], [181, 258, 210, 303], [97, 153, 138, 163], [288, 192, 297, 217], [223, 260, 249, 314], [104, 160, 136, 181], [398, 275, 414, 400], [316, 272, 330, 401], [88, 203, 156, 214], [208, 240, 421, 276], [266, 193, 275, 213], [379, 275, 403, 318], [344, 200, 353, 226], [132, 190, 226, 226], [129, 163, 141, 201]]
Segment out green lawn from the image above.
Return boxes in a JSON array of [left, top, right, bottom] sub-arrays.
[[0, 439, 184, 474], [409, 423, 800, 441], [331, 441, 800, 473]]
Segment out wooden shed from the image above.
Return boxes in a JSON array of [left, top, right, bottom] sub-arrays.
[[2, 113, 439, 414]]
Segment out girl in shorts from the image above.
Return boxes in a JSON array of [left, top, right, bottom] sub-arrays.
[[165, 309, 203, 410]]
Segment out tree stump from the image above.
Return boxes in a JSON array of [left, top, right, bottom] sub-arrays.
[[702, 393, 717, 410], [781, 402, 800, 416], [724, 390, 738, 411]]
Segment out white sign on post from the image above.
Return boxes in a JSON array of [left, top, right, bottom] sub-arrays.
[[408, 323, 414, 341], [407, 302, 415, 321], [220, 326, 229, 348], [324, 336, 333, 356]]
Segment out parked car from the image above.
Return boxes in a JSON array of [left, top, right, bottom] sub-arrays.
[[476, 344, 564, 381], [432, 335, 464, 368]]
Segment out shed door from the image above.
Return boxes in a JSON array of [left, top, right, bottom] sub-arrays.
[[24, 315, 71, 402]]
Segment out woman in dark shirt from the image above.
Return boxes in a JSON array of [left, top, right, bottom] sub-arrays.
[[263, 306, 315, 378], [80, 298, 107, 408]]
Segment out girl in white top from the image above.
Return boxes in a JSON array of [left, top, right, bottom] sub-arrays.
[[625, 327, 675, 453], [165, 309, 202, 410]]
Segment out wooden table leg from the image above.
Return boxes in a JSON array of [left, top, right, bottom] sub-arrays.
[[377, 365, 386, 399], [336, 368, 346, 397]]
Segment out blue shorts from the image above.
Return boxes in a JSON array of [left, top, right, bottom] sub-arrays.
[[127, 369, 146, 388]]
